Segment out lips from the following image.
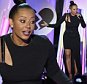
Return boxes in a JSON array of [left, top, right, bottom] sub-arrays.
[[22, 31, 31, 36]]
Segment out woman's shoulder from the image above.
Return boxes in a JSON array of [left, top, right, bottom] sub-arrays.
[[32, 34, 52, 45], [32, 34, 47, 40], [32, 34, 47, 41], [0, 33, 10, 39]]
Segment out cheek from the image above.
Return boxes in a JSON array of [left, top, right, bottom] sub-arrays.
[[72, 10, 76, 13], [13, 24, 22, 33], [13, 27, 19, 33], [31, 24, 35, 30], [74, 10, 77, 14], [13, 22, 23, 30]]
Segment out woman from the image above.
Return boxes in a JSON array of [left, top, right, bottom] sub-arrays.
[[41, 1, 86, 80], [0, 0, 72, 84]]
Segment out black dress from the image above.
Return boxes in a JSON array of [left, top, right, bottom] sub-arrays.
[[0, 34, 72, 84], [48, 13, 86, 77]]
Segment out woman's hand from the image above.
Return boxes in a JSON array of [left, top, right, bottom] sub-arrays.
[[41, 21, 49, 27], [76, 13, 81, 19]]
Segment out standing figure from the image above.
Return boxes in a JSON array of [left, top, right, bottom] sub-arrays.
[[41, 1, 86, 80], [0, 0, 73, 84]]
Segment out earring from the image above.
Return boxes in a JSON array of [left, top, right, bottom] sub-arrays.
[[11, 25, 13, 28]]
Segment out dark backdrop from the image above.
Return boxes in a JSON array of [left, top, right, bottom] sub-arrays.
[[43, 0, 64, 84], [54, 0, 64, 53]]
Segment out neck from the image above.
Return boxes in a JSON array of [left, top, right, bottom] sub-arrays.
[[71, 13, 76, 16], [10, 34, 29, 46]]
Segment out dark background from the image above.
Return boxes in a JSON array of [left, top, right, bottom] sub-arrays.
[[53, 0, 64, 53]]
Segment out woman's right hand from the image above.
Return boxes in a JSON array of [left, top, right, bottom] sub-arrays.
[[41, 21, 49, 27], [76, 13, 81, 19]]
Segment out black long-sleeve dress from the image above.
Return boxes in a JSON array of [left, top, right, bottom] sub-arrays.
[[0, 34, 72, 84], [48, 13, 86, 77]]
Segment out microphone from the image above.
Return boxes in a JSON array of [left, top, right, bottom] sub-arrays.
[[76, 13, 81, 19]]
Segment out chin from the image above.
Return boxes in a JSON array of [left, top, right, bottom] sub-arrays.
[[21, 36, 29, 41], [74, 12, 77, 15], [24, 37, 30, 40]]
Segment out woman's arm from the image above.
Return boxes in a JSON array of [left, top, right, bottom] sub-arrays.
[[79, 15, 86, 28], [41, 13, 66, 28], [48, 13, 66, 28]]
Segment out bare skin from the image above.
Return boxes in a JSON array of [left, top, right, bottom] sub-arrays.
[[64, 49, 72, 79], [0, 8, 35, 66], [41, 5, 80, 80]]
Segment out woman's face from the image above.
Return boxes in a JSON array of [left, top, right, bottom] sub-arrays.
[[70, 5, 78, 15], [10, 8, 35, 41]]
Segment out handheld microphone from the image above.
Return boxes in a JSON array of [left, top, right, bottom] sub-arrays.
[[76, 13, 81, 19]]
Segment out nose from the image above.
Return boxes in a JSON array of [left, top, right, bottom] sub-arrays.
[[26, 22, 31, 29]]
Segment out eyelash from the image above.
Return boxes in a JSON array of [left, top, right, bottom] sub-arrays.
[[20, 20, 35, 24], [20, 20, 26, 23], [31, 21, 35, 24]]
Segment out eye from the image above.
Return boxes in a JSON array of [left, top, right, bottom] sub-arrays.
[[30, 21, 35, 24], [20, 20, 26, 23], [73, 9, 76, 10]]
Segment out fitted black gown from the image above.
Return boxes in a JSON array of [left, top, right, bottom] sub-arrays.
[[48, 13, 86, 77]]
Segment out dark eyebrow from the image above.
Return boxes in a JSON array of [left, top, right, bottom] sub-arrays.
[[19, 16, 35, 19]]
